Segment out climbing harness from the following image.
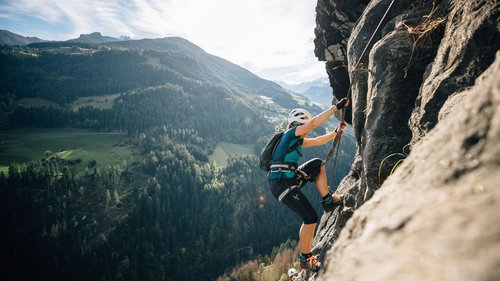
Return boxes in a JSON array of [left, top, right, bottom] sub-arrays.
[[269, 161, 298, 172], [276, 169, 309, 202], [325, 0, 397, 184]]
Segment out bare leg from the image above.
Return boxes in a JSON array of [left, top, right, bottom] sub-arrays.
[[314, 164, 330, 197], [299, 223, 316, 254], [315, 164, 343, 200], [298, 163, 342, 256]]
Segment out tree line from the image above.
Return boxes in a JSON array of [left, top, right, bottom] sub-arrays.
[[0, 124, 315, 280], [0, 43, 355, 280]]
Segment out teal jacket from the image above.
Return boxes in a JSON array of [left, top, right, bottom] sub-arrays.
[[268, 126, 303, 180]]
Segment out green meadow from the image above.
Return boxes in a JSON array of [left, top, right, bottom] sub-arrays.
[[209, 141, 256, 167], [69, 93, 121, 111], [17, 97, 61, 108], [0, 127, 133, 174]]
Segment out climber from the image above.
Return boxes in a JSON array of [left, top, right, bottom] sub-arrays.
[[268, 98, 349, 272]]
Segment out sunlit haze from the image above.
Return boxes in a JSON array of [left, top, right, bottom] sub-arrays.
[[0, 0, 327, 84]]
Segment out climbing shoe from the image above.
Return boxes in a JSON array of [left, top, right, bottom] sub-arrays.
[[299, 253, 321, 272], [321, 193, 343, 212]]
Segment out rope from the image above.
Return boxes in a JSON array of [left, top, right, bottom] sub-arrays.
[[354, 0, 397, 71], [326, 0, 397, 184]]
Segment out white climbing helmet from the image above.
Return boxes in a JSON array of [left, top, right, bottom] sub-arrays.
[[288, 268, 298, 277], [288, 108, 312, 126]]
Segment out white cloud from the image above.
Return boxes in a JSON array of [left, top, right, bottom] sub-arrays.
[[0, 0, 326, 83]]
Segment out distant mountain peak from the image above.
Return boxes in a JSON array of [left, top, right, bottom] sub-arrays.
[[67, 32, 120, 44], [276, 77, 332, 108], [0, 29, 46, 46]]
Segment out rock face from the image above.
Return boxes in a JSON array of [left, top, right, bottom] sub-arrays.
[[312, 0, 500, 280], [67, 32, 120, 43], [314, 0, 370, 124]]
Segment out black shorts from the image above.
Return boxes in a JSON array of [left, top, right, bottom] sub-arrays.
[[269, 158, 324, 224]]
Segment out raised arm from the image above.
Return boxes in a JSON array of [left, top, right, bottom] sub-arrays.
[[295, 98, 349, 136], [302, 121, 346, 147]]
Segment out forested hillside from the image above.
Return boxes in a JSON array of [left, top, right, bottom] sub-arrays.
[[0, 35, 355, 280]]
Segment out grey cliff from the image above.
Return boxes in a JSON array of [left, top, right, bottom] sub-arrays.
[[312, 0, 500, 280]]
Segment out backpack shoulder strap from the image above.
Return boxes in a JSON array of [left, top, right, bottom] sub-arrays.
[[275, 137, 303, 161], [286, 138, 303, 157]]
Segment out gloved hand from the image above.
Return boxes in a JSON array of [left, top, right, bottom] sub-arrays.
[[335, 121, 347, 134], [339, 121, 347, 133], [335, 98, 350, 110]]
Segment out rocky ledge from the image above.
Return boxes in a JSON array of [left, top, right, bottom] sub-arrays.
[[312, 0, 499, 280]]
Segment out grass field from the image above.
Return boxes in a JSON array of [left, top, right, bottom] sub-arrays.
[[70, 94, 121, 111], [0, 127, 133, 174], [209, 142, 256, 167], [17, 98, 60, 108], [145, 56, 168, 70]]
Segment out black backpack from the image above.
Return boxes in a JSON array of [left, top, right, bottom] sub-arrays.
[[259, 132, 302, 171]]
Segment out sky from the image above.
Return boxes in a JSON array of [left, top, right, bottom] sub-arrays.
[[0, 0, 327, 84]]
